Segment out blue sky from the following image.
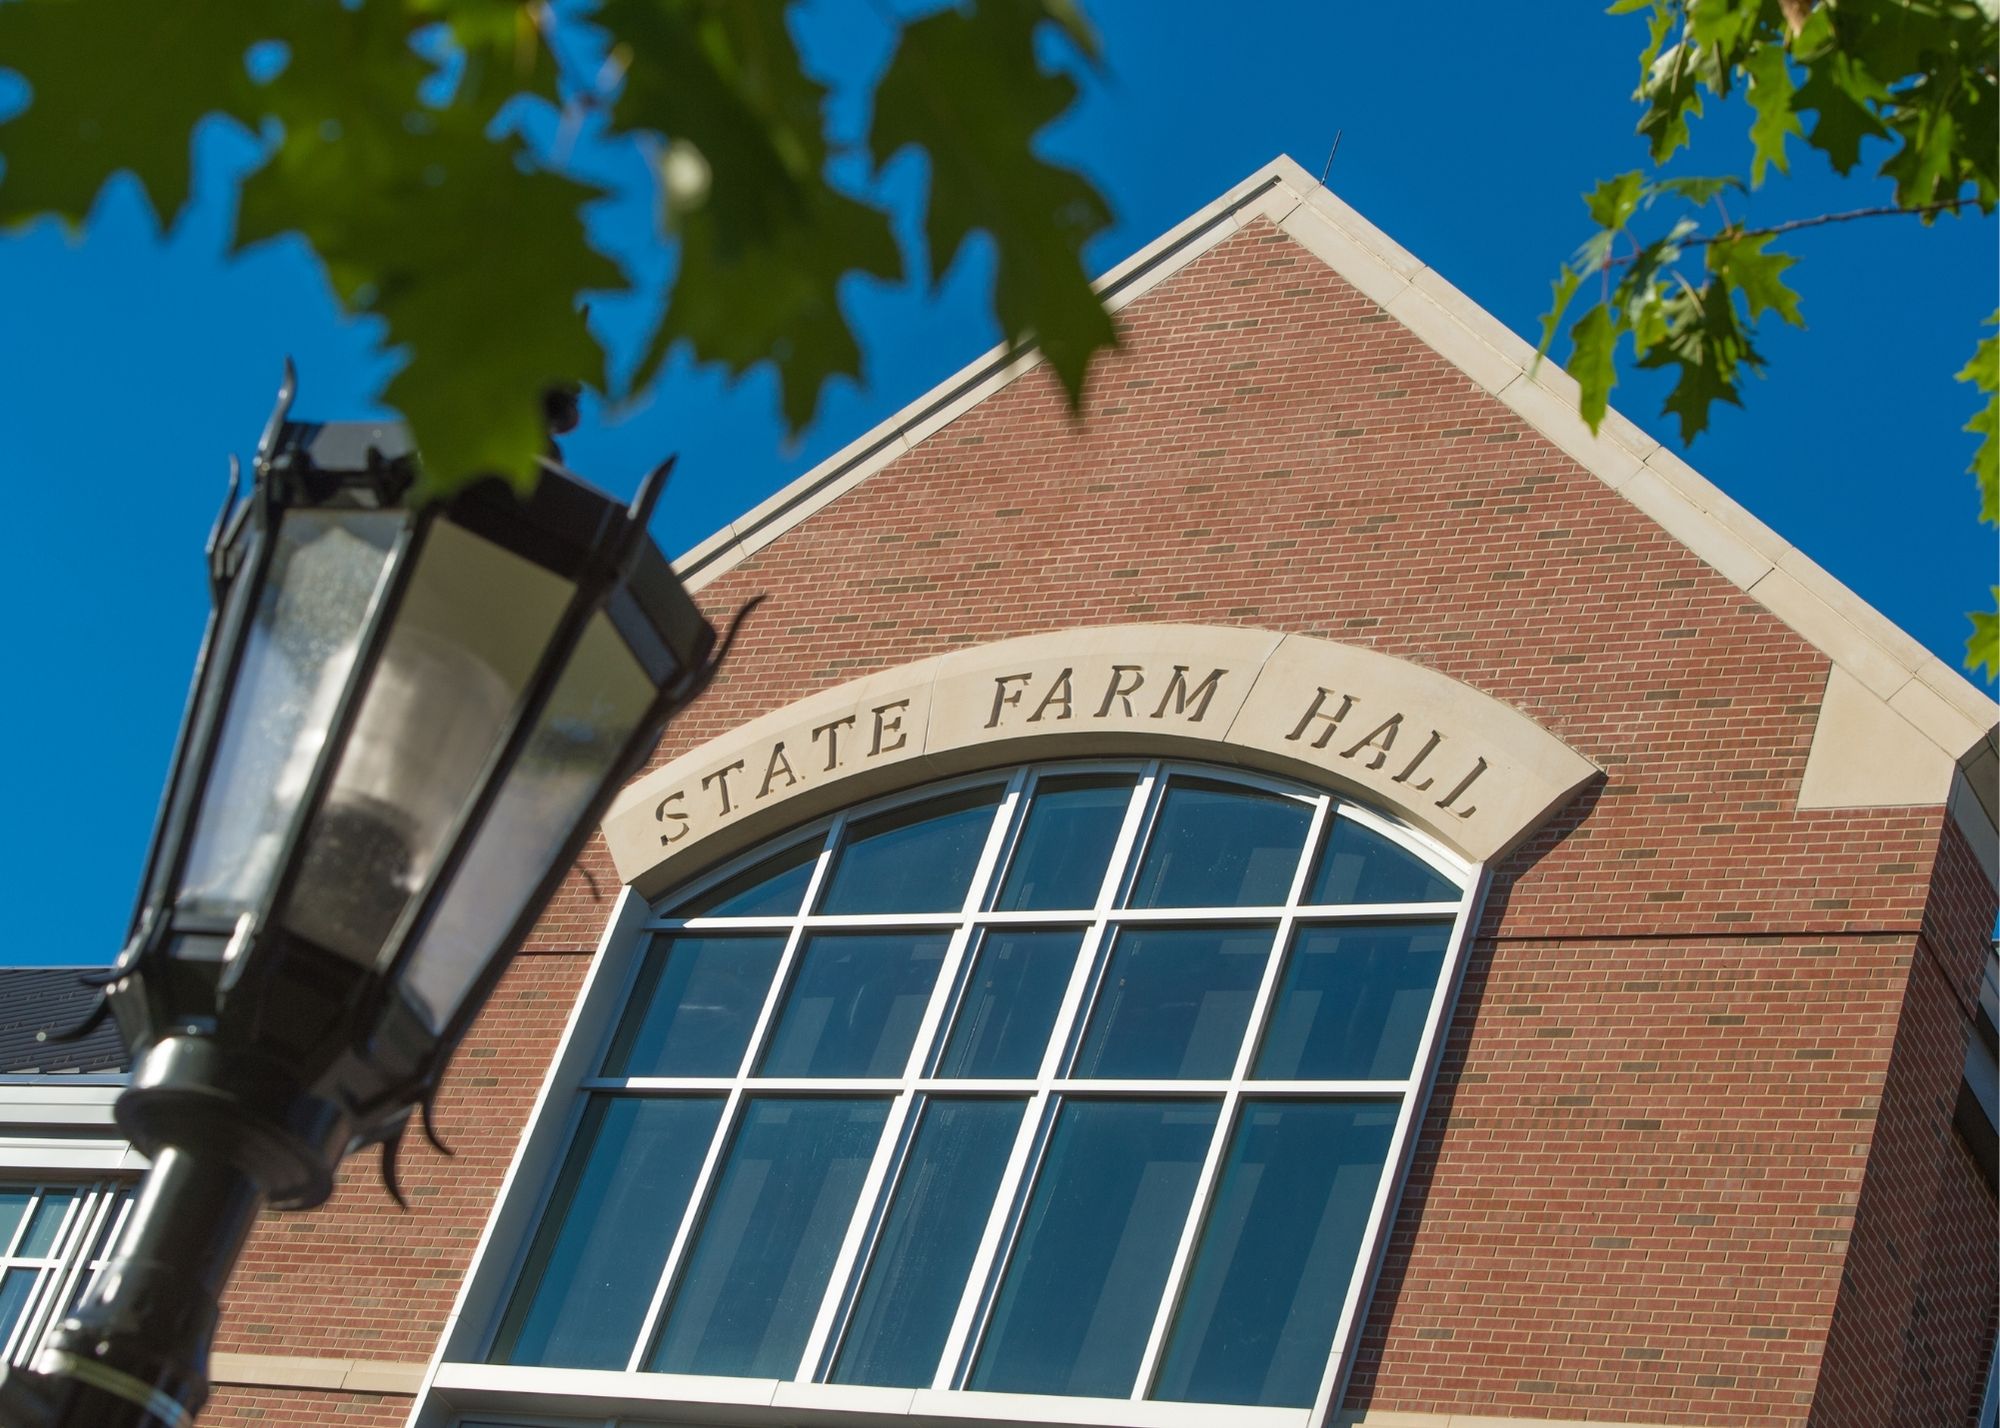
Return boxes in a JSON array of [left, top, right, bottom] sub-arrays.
[[0, 4, 1992, 966]]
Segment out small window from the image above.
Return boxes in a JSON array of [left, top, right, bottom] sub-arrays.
[[486, 762, 1473, 1420], [0, 1182, 133, 1368]]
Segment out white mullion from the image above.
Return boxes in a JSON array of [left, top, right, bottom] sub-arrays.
[[624, 1085, 743, 1374], [1308, 866, 1490, 1428], [1041, 767, 1160, 1082], [796, 1089, 917, 1380], [22, 1189, 110, 1366], [1331, 798, 1474, 884], [931, 1089, 1048, 1390], [1131, 1087, 1239, 1399], [905, 770, 1029, 1083], [0, 1190, 33, 1260], [3, 1191, 76, 1366], [735, 819, 844, 1081]]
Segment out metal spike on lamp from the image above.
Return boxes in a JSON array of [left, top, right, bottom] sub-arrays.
[[0, 367, 722, 1427]]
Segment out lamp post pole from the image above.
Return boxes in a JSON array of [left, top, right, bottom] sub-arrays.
[[0, 373, 724, 1428]]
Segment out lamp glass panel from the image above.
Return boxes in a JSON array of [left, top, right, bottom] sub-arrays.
[[177, 510, 400, 926], [283, 521, 569, 965], [403, 612, 654, 1028]]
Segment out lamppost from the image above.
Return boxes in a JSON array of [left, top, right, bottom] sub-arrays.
[[0, 369, 721, 1428]]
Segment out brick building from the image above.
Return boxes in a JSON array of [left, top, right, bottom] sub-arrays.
[[13, 157, 1998, 1428]]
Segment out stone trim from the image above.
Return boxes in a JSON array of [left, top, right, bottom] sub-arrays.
[[665, 154, 1997, 854], [603, 624, 1599, 898], [208, 1352, 424, 1394]]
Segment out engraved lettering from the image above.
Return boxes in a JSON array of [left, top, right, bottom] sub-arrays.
[[1149, 665, 1226, 722], [988, 673, 1033, 728], [757, 741, 798, 799], [701, 760, 746, 816], [1285, 687, 1357, 749], [811, 715, 857, 771], [1340, 714, 1404, 770], [1028, 668, 1075, 723], [1095, 664, 1147, 717], [1435, 757, 1488, 819], [1391, 730, 1444, 791], [655, 789, 690, 846], [871, 699, 911, 755]]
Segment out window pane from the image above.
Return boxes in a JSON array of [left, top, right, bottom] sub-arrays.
[[758, 933, 949, 1078], [651, 1098, 890, 1379], [18, 1195, 70, 1257], [1128, 780, 1312, 908], [936, 929, 1082, 1079], [994, 776, 1131, 911], [0, 1267, 38, 1353], [1307, 817, 1461, 905], [1155, 1100, 1399, 1407], [0, 1193, 29, 1254], [972, 1099, 1217, 1398], [603, 935, 786, 1078], [672, 842, 820, 919], [491, 1096, 722, 1369], [1254, 922, 1452, 1081], [817, 788, 1002, 914], [1074, 927, 1271, 1080], [832, 1099, 1025, 1387]]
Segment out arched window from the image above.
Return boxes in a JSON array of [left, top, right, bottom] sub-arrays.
[[483, 760, 1477, 1420]]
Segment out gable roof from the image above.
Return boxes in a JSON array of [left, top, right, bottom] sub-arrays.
[[672, 155, 1998, 858], [0, 969, 127, 1075]]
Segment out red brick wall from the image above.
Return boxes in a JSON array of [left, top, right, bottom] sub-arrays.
[[1810, 819, 1999, 1428], [207, 217, 1993, 1426]]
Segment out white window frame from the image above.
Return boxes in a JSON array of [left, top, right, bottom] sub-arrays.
[[0, 1179, 134, 1368], [417, 759, 1490, 1428]]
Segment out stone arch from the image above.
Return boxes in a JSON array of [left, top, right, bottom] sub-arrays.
[[603, 624, 1601, 897]]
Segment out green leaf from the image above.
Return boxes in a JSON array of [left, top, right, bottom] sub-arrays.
[[1793, 49, 1891, 175], [1569, 303, 1620, 432], [408, 0, 563, 114], [1967, 593, 1999, 681], [871, 0, 1115, 409], [1959, 314, 1999, 525], [1708, 232, 1804, 325], [1585, 170, 1650, 230], [603, 0, 902, 430], [1742, 41, 1802, 185], [0, 0, 269, 228], [1536, 267, 1584, 363], [1637, 274, 1760, 442], [238, 3, 622, 492], [1655, 174, 1745, 204]]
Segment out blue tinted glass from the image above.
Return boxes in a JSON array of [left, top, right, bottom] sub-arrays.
[[18, 1194, 70, 1257], [833, 1099, 1025, 1387], [672, 842, 820, 918], [0, 1267, 35, 1350], [759, 933, 950, 1077], [603, 935, 786, 1077], [1128, 780, 1312, 908], [818, 788, 1002, 914], [994, 776, 1131, 911], [0, 1193, 29, 1253], [1307, 818, 1460, 905], [492, 1096, 722, 1368], [937, 928, 1082, 1078], [1254, 922, 1452, 1080], [1155, 1100, 1398, 1406], [973, 1099, 1217, 1398], [1074, 926, 1271, 1079], [651, 1098, 890, 1379]]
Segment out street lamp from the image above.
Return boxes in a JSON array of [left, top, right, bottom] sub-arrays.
[[0, 368, 719, 1427]]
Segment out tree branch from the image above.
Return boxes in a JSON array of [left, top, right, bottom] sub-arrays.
[[1609, 195, 1980, 264]]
